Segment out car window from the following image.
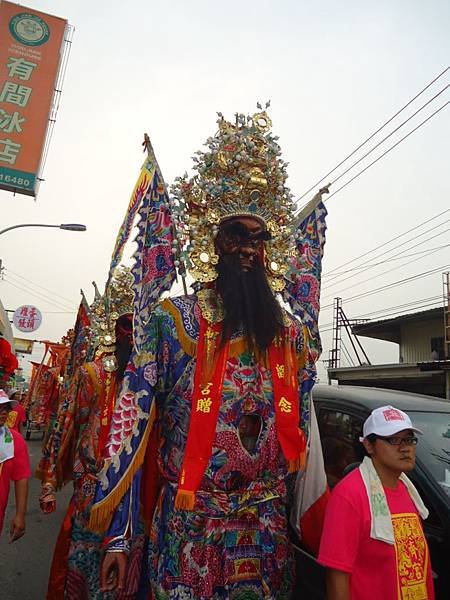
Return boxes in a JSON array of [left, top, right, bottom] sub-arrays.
[[317, 408, 365, 488], [408, 411, 450, 500], [409, 478, 442, 529]]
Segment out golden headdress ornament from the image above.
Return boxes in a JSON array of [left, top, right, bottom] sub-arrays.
[[170, 104, 296, 292], [90, 265, 134, 371]]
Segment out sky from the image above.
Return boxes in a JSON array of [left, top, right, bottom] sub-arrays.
[[1, 0, 449, 380]]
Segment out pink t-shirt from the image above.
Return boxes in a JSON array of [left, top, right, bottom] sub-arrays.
[[318, 468, 434, 600], [6, 404, 26, 431], [0, 428, 31, 533]]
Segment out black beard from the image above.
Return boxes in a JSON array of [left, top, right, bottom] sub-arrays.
[[215, 254, 284, 352], [115, 337, 132, 381]]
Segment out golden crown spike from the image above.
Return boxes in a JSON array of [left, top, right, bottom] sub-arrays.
[[170, 106, 295, 291]]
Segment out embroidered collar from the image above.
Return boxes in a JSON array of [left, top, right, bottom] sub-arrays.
[[197, 288, 224, 324]]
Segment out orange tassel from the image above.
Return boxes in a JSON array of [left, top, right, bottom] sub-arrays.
[[288, 450, 307, 473], [174, 490, 195, 511], [288, 458, 301, 473]]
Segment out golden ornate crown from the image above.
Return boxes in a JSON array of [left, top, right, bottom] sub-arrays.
[[91, 266, 134, 371], [170, 105, 295, 291], [60, 328, 75, 346]]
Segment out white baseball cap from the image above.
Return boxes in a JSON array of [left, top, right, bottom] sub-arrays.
[[360, 405, 422, 442], [0, 389, 16, 407]]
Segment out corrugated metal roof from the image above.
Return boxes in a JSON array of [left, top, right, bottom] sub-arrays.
[[352, 306, 444, 342]]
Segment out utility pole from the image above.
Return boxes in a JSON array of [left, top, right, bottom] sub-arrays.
[[327, 297, 371, 379], [329, 297, 342, 371], [443, 272, 450, 400]]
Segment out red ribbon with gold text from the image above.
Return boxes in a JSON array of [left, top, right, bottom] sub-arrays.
[[175, 316, 230, 510], [98, 373, 117, 456], [175, 322, 306, 510], [268, 337, 306, 472]]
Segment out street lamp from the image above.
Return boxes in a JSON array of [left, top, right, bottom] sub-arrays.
[[0, 223, 87, 235], [59, 224, 87, 232]]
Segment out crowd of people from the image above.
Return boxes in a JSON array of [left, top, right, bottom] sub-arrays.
[[0, 107, 436, 599]]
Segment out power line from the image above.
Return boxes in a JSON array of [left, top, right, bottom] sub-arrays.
[[319, 296, 443, 327], [319, 295, 444, 330], [319, 300, 444, 335], [352, 300, 443, 323], [2, 277, 75, 312], [325, 83, 450, 190], [7, 268, 75, 305], [5, 272, 74, 310], [324, 223, 450, 285], [324, 243, 450, 279], [4, 277, 74, 313], [322, 233, 450, 296], [321, 264, 449, 310], [349, 295, 442, 319], [337, 266, 447, 305], [324, 208, 449, 277], [40, 311, 75, 315], [324, 99, 450, 202], [295, 66, 450, 204]]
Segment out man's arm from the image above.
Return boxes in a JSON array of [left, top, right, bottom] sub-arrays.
[[326, 568, 351, 600], [9, 478, 28, 542]]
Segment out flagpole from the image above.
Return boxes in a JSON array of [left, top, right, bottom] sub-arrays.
[[143, 133, 189, 296]]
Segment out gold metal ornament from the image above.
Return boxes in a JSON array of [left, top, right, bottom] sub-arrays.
[[170, 107, 296, 289], [90, 265, 134, 367], [251, 112, 273, 132], [102, 355, 118, 373], [268, 276, 286, 293]]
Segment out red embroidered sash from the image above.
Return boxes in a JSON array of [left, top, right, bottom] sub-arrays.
[[175, 317, 229, 510], [175, 320, 306, 511], [268, 341, 306, 472], [98, 373, 117, 456]]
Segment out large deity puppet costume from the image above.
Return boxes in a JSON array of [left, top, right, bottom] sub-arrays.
[[37, 269, 145, 600], [91, 108, 328, 600]]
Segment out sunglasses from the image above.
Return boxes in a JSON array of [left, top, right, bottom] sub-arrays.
[[377, 436, 418, 446]]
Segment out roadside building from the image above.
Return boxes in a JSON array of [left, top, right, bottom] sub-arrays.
[[328, 307, 450, 399]]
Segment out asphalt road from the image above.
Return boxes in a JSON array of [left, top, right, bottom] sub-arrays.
[[0, 436, 72, 600]]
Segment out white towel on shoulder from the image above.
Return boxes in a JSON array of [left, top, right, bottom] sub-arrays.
[[358, 456, 429, 545], [0, 425, 14, 463]]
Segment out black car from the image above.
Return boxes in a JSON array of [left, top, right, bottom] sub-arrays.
[[294, 385, 450, 600]]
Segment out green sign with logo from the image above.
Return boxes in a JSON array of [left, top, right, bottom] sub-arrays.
[[9, 13, 50, 47]]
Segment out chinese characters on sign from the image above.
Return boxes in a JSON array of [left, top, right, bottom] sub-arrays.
[[13, 304, 42, 333], [0, 2, 67, 196]]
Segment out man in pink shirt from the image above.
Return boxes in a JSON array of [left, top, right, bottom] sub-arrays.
[[0, 389, 31, 541], [318, 405, 434, 600]]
